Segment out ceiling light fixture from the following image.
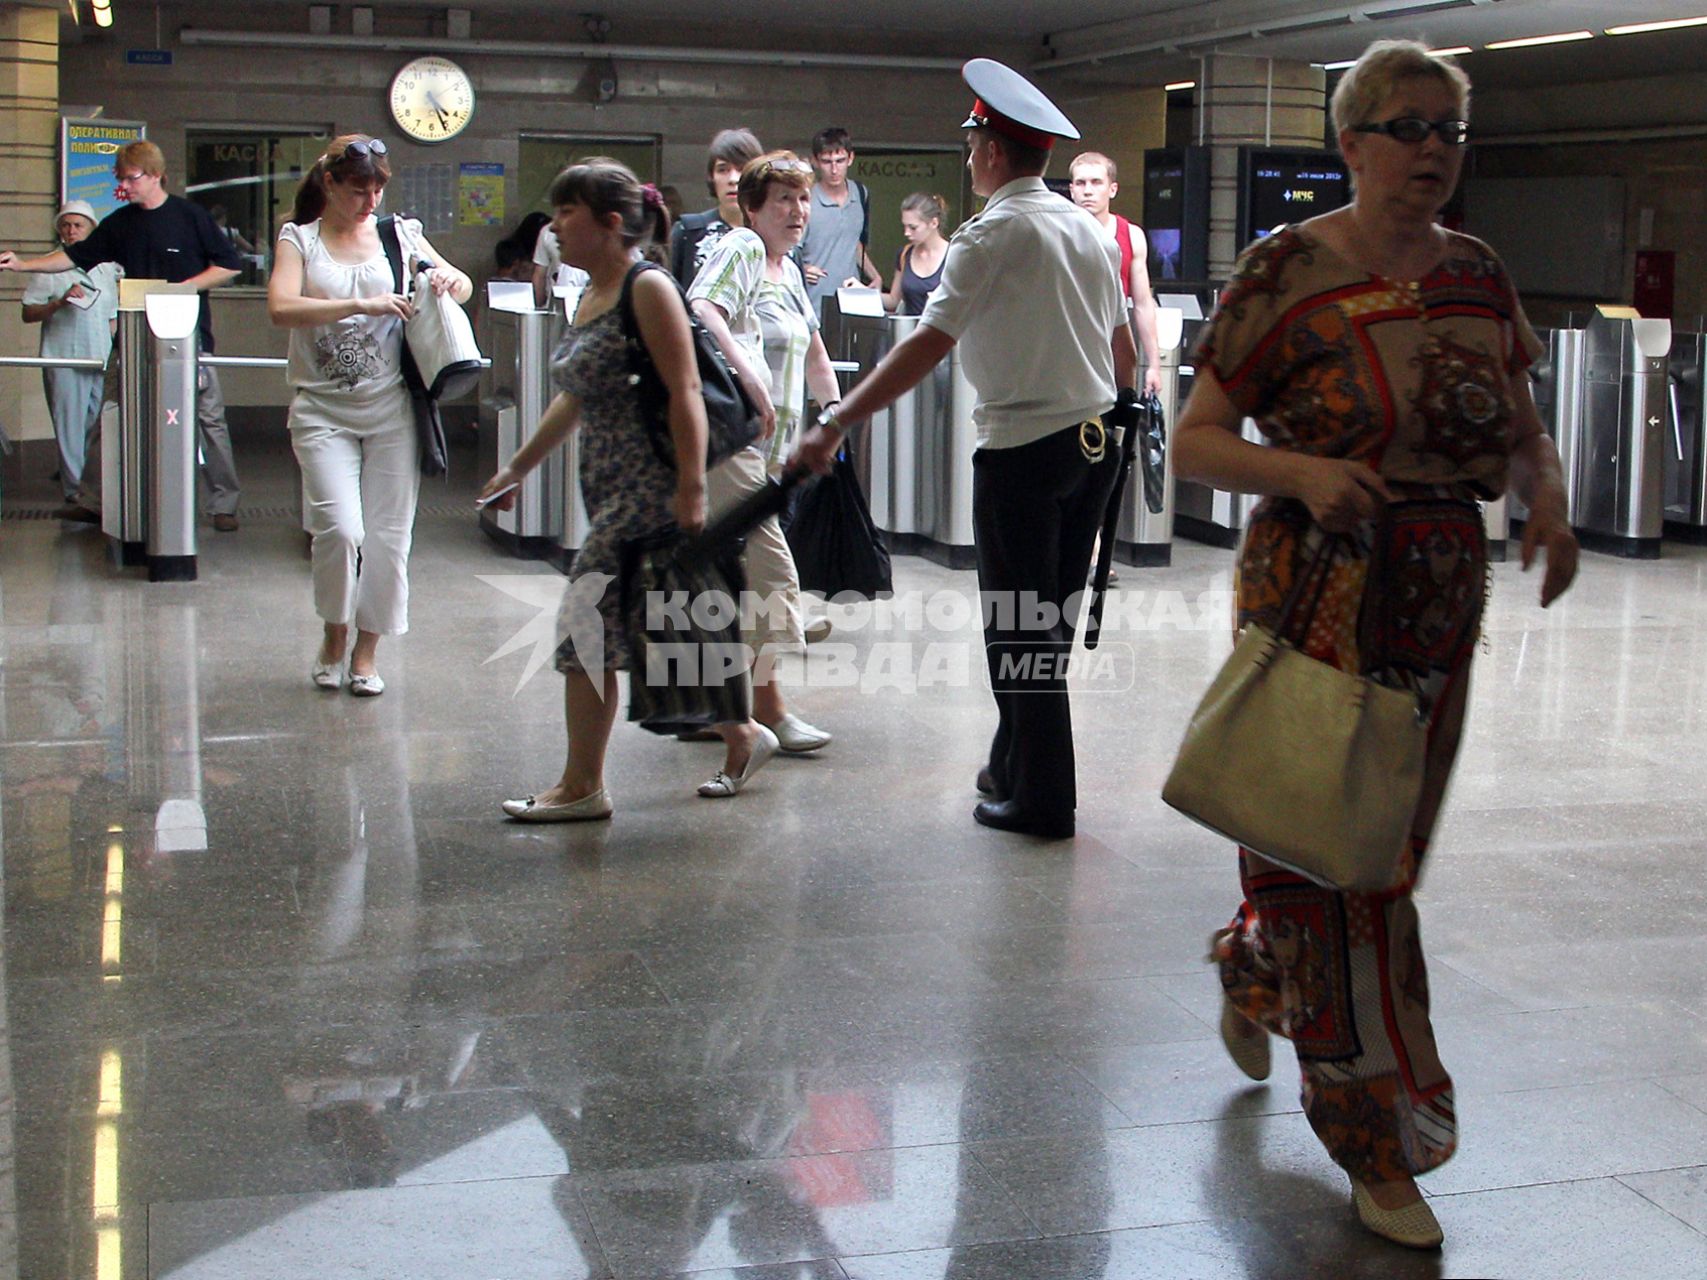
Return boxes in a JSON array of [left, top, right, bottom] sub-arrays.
[[89, 0, 113, 26], [1431, 46, 1474, 57], [1484, 30, 1593, 50], [1606, 16, 1707, 36], [1319, 59, 1359, 71], [1165, 80, 1196, 91]]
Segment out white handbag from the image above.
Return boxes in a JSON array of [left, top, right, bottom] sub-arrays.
[[404, 259, 484, 401]]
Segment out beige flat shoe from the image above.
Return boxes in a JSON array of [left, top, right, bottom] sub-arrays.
[[1219, 996, 1272, 1081], [1352, 1181, 1444, 1250]]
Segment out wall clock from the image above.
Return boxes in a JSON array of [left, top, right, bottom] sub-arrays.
[[389, 56, 475, 144]]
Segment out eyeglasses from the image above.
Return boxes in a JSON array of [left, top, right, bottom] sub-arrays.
[[1352, 117, 1470, 146], [114, 170, 150, 184], [343, 138, 389, 160]]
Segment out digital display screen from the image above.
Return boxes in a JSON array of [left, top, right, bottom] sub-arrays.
[[1245, 152, 1350, 241], [1144, 156, 1185, 279]]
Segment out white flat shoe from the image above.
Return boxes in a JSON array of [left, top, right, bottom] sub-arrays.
[[698, 725, 779, 798], [1352, 1182, 1443, 1249], [311, 659, 343, 690], [764, 712, 831, 754], [1219, 995, 1272, 1081], [502, 788, 613, 822], [348, 670, 385, 697]]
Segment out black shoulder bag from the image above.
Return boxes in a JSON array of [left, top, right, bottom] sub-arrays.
[[616, 261, 759, 473], [377, 214, 448, 477]]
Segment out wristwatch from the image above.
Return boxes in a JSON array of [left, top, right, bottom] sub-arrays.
[[815, 402, 843, 432]]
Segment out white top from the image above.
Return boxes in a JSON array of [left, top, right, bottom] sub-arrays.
[[532, 226, 559, 271], [919, 177, 1124, 450], [687, 227, 819, 464], [278, 219, 410, 400], [24, 261, 123, 363]]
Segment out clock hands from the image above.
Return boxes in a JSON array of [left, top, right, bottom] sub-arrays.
[[425, 90, 451, 131]]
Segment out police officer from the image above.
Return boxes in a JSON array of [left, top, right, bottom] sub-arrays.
[[793, 59, 1138, 839]]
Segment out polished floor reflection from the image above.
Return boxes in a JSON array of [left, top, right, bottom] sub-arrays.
[[3, 438, 1706, 1279]]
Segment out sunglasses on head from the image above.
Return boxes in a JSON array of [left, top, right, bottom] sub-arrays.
[[754, 158, 813, 178], [343, 138, 390, 161], [1352, 117, 1470, 146]]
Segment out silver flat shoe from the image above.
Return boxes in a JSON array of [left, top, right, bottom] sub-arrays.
[[502, 788, 613, 822], [348, 670, 385, 697], [1352, 1182, 1443, 1249], [764, 712, 831, 754], [698, 725, 779, 798], [311, 659, 343, 691]]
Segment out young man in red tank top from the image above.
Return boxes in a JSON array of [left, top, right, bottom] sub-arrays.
[[1069, 152, 1162, 395]]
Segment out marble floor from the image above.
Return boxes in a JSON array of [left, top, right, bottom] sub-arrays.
[[2, 433, 1705, 1279]]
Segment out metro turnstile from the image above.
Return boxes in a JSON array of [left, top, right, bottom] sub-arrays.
[[1575, 307, 1669, 558], [1113, 306, 1182, 566], [479, 309, 565, 558], [143, 294, 201, 582], [824, 299, 979, 567], [1663, 329, 1707, 540]]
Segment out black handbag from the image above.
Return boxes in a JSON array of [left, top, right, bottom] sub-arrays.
[[782, 441, 892, 599], [617, 261, 759, 472], [377, 214, 448, 478]]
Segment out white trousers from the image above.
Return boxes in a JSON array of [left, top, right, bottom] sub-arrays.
[[706, 445, 804, 653], [290, 386, 420, 636]]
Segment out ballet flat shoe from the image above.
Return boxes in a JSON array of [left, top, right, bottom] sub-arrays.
[[348, 671, 385, 697], [1352, 1182, 1444, 1250], [698, 725, 779, 798], [311, 659, 343, 691], [501, 788, 613, 822], [1219, 996, 1272, 1081], [764, 712, 831, 753]]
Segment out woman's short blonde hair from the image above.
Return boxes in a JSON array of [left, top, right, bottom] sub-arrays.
[[1329, 39, 1471, 138]]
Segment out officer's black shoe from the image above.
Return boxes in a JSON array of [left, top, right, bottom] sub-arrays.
[[975, 767, 999, 797], [973, 800, 1073, 840]]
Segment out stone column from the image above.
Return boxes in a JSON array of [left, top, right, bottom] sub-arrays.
[[1195, 55, 1327, 277], [0, 6, 60, 447]]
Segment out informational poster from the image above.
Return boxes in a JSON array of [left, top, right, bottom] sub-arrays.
[[61, 118, 148, 224], [459, 162, 504, 226], [392, 162, 456, 235]]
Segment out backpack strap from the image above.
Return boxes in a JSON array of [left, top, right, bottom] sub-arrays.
[[855, 179, 870, 246]]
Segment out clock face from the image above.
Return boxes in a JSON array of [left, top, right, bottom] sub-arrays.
[[389, 56, 475, 144]]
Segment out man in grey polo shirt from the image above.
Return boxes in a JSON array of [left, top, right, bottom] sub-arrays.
[[792, 61, 1138, 840], [799, 126, 881, 317]]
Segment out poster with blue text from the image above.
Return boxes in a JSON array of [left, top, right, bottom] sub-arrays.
[[61, 119, 148, 224]]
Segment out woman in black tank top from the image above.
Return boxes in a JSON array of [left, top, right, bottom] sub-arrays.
[[882, 191, 949, 316]]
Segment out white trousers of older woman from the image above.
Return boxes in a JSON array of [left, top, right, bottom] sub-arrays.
[[706, 444, 804, 654], [290, 382, 420, 636]]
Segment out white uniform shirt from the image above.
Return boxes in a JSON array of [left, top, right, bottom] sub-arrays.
[[920, 176, 1124, 450]]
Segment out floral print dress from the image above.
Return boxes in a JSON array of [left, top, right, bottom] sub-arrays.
[[552, 306, 678, 675], [1193, 225, 1543, 1182]]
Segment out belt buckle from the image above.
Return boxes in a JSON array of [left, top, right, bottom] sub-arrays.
[[1078, 417, 1107, 464]]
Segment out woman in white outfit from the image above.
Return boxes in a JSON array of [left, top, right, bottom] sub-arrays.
[[689, 151, 842, 754], [267, 135, 471, 695]]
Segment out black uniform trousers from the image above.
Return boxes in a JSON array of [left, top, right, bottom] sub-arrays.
[[972, 424, 1119, 823]]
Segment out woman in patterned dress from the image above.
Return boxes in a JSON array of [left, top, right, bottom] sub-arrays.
[[1173, 41, 1578, 1248], [480, 159, 778, 821], [269, 134, 472, 696]]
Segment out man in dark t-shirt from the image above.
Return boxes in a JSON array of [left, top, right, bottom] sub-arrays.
[[1, 141, 244, 528], [669, 127, 764, 289]]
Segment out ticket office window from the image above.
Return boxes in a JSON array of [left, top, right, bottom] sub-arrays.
[[518, 135, 660, 216], [185, 128, 330, 286], [850, 148, 969, 291]]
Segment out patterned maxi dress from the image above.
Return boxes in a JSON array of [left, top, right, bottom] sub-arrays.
[[1194, 225, 1543, 1182], [551, 306, 678, 675]]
